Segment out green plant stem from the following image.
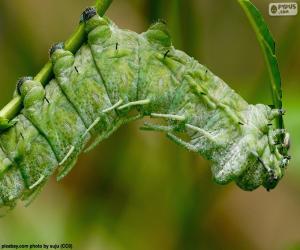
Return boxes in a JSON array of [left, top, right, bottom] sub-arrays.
[[0, 0, 113, 121], [238, 0, 283, 129]]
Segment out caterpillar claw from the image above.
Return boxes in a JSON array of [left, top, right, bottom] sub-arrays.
[[84, 13, 111, 45], [16, 76, 33, 95], [283, 132, 291, 150], [49, 42, 64, 57], [264, 169, 279, 191], [279, 109, 286, 115], [280, 157, 290, 169], [82, 7, 97, 22], [270, 108, 286, 120]]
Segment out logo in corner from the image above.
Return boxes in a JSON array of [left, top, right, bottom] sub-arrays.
[[271, 4, 278, 14], [269, 2, 298, 16]]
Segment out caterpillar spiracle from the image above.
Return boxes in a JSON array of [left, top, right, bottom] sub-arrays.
[[0, 5, 290, 210]]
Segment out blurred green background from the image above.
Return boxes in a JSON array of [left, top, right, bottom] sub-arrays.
[[0, 0, 299, 249]]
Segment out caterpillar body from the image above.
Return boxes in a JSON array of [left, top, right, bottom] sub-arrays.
[[0, 7, 290, 209]]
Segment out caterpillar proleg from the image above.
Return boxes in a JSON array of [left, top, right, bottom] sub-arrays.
[[0, 1, 290, 211]]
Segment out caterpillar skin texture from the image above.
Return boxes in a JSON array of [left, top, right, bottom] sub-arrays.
[[0, 8, 290, 209]]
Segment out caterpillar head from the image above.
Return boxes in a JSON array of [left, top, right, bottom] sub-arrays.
[[235, 105, 290, 191]]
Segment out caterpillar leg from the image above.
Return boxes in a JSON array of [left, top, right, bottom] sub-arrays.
[[150, 113, 186, 121], [82, 117, 101, 139], [28, 174, 45, 190], [50, 41, 116, 137], [185, 124, 218, 143], [270, 108, 286, 120], [166, 133, 198, 152], [117, 99, 150, 111], [82, 99, 137, 152], [140, 122, 175, 133], [23, 183, 44, 207], [84, 114, 142, 153], [57, 152, 77, 181], [102, 99, 123, 113]]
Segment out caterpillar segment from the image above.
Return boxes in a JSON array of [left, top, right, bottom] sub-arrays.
[[85, 10, 140, 111], [0, 7, 290, 209], [0, 114, 58, 209]]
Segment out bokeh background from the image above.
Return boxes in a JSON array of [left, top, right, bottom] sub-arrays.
[[0, 0, 299, 249]]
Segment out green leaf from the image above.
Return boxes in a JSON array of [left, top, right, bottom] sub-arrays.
[[238, 0, 283, 129]]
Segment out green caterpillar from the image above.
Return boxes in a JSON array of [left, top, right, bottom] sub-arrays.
[[0, 6, 290, 210]]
